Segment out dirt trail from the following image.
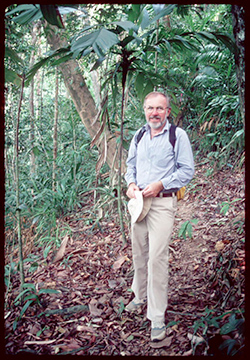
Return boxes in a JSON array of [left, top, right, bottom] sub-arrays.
[[5, 164, 245, 355]]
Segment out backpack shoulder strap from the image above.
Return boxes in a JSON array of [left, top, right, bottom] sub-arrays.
[[135, 125, 147, 146], [135, 123, 177, 148], [169, 124, 177, 149]]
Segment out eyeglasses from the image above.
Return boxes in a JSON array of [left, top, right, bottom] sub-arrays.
[[144, 106, 169, 113]]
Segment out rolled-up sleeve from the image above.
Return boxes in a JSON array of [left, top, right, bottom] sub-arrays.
[[125, 134, 138, 186], [160, 128, 194, 190]]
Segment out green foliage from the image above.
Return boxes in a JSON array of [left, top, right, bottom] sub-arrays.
[[191, 309, 244, 355], [4, 261, 17, 289], [220, 198, 242, 215], [71, 27, 120, 59], [40, 5, 64, 29], [13, 283, 60, 330], [4, 85, 98, 250], [220, 313, 244, 336], [6, 4, 76, 28], [178, 219, 198, 240], [6, 4, 42, 25]]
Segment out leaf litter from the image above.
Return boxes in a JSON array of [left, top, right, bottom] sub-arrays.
[[5, 164, 245, 355]]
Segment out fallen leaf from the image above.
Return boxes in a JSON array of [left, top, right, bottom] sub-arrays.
[[89, 299, 103, 317], [24, 339, 57, 345], [108, 279, 117, 288], [59, 339, 81, 351], [57, 270, 69, 279], [187, 333, 204, 345], [53, 235, 69, 263], [215, 240, 224, 252], [57, 326, 67, 334], [76, 325, 95, 333], [92, 317, 103, 324], [28, 323, 41, 335], [112, 255, 128, 270], [125, 334, 134, 342], [172, 324, 179, 332]]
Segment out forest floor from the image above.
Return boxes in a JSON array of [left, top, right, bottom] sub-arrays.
[[4, 163, 245, 356]]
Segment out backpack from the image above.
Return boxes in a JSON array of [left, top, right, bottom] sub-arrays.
[[135, 123, 177, 148], [135, 124, 185, 201]]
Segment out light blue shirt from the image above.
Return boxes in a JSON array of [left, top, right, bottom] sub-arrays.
[[125, 120, 194, 191]]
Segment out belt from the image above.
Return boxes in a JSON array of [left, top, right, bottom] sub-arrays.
[[139, 188, 176, 198], [156, 192, 176, 198]]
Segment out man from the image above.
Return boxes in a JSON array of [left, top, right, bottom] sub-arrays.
[[124, 91, 194, 342]]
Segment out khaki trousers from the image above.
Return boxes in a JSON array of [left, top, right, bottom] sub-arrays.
[[131, 195, 177, 323]]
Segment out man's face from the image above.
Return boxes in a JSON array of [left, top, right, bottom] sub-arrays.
[[144, 95, 171, 130]]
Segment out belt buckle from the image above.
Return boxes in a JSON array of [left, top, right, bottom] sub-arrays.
[[159, 192, 163, 198]]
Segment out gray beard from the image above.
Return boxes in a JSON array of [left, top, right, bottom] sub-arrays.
[[148, 121, 163, 129], [148, 116, 167, 129]]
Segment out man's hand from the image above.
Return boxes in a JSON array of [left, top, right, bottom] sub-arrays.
[[142, 181, 164, 198], [126, 182, 140, 199]]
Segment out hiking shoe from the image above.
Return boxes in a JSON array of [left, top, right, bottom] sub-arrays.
[[125, 297, 146, 312], [151, 322, 166, 341]]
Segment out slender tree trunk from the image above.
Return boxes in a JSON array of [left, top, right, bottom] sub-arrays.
[[35, 22, 42, 120], [154, 19, 159, 83], [29, 23, 39, 177], [11, 100, 16, 184], [15, 75, 25, 289], [4, 148, 10, 188], [29, 78, 36, 176], [231, 5, 245, 128], [44, 22, 127, 172], [52, 67, 59, 192], [71, 102, 77, 185], [117, 83, 126, 245]]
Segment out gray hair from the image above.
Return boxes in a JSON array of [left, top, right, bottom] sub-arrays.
[[143, 92, 171, 108]]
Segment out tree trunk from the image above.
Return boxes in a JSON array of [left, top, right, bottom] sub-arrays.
[[231, 5, 245, 128], [29, 23, 39, 177], [44, 22, 127, 173], [52, 67, 59, 192], [16, 76, 25, 289], [90, 69, 102, 110]]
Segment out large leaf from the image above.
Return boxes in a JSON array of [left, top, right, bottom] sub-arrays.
[[57, 5, 81, 15], [168, 35, 199, 51], [6, 4, 42, 24], [152, 4, 166, 14], [71, 28, 119, 58], [211, 31, 237, 53], [6, 4, 71, 28], [149, 4, 177, 25], [195, 31, 220, 46], [113, 20, 138, 33], [25, 48, 71, 85], [40, 5, 64, 28], [127, 4, 142, 23], [5, 47, 24, 65], [4, 68, 22, 86], [135, 72, 154, 101], [139, 7, 150, 30]]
